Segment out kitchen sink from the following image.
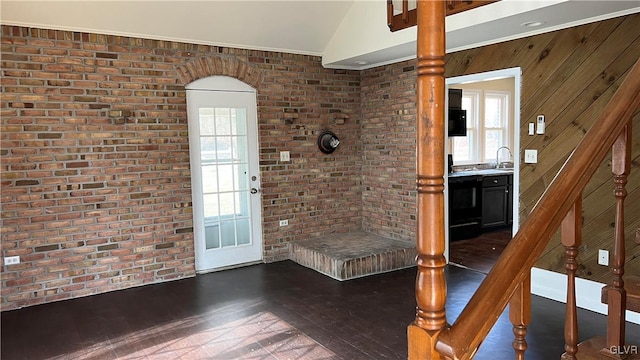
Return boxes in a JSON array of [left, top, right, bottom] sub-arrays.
[[450, 168, 514, 177]]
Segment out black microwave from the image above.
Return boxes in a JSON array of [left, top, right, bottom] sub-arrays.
[[448, 109, 467, 137]]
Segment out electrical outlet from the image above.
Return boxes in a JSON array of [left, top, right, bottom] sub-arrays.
[[4, 256, 20, 266], [524, 149, 537, 163], [279, 219, 289, 226], [280, 151, 290, 162], [598, 249, 609, 266]]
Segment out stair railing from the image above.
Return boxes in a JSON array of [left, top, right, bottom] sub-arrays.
[[433, 56, 640, 360], [405, 2, 640, 359]]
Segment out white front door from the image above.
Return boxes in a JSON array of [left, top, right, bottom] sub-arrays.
[[186, 77, 262, 272]]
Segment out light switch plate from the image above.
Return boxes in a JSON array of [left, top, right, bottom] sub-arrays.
[[528, 123, 535, 135], [280, 151, 290, 162], [524, 149, 537, 163]]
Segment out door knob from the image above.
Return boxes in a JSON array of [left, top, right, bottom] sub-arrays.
[[250, 188, 258, 194]]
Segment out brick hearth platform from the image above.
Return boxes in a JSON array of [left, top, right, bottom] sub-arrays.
[[289, 231, 417, 281]]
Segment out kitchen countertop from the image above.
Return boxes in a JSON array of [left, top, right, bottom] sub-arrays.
[[448, 168, 514, 178]]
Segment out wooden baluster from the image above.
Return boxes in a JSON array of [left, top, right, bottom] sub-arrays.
[[561, 198, 582, 360], [386, 0, 394, 29], [446, 0, 456, 11], [509, 274, 531, 360], [407, 1, 447, 359], [402, 0, 409, 23], [606, 124, 630, 350]]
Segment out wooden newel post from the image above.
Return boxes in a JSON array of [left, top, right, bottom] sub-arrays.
[[408, 1, 448, 359]]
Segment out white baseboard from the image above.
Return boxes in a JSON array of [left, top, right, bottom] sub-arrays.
[[531, 267, 639, 325]]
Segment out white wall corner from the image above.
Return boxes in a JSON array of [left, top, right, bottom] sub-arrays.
[[322, 0, 415, 68]]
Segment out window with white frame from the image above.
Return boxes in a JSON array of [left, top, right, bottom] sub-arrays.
[[450, 90, 511, 165]]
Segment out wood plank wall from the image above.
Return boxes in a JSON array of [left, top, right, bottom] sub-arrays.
[[445, 14, 640, 283]]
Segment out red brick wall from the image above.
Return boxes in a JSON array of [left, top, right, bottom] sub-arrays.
[[361, 62, 417, 241], [1, 26, 361, 311]]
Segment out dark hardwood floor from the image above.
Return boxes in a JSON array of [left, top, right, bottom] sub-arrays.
[[449, 228, 512, 274], [2, 261, 639, 360]]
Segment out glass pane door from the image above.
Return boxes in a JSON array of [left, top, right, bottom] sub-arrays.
[[187, 79, 262, 273], [199, 107, 251, 249]]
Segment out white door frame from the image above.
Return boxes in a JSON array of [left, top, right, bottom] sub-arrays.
[[186, 76, 263, 273], [444, 67, 522, 261]]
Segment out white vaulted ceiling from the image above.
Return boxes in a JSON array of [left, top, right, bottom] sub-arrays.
[[0, 1, 354, 55], [1, 0, 639, 70]]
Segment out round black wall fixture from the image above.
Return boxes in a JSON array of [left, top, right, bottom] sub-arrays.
[[318, 130, 340, 154]]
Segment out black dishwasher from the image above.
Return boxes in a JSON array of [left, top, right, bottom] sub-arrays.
[[449, 175, 483, 241]]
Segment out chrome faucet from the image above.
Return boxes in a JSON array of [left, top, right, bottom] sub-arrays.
[[496, 146, 512, 169]]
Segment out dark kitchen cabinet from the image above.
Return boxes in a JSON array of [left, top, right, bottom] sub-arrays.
[[448, 175, 483, 241], [481, 174, 512, 229]]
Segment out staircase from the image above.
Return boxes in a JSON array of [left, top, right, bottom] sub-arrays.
[[386, 1, 640, 359]]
